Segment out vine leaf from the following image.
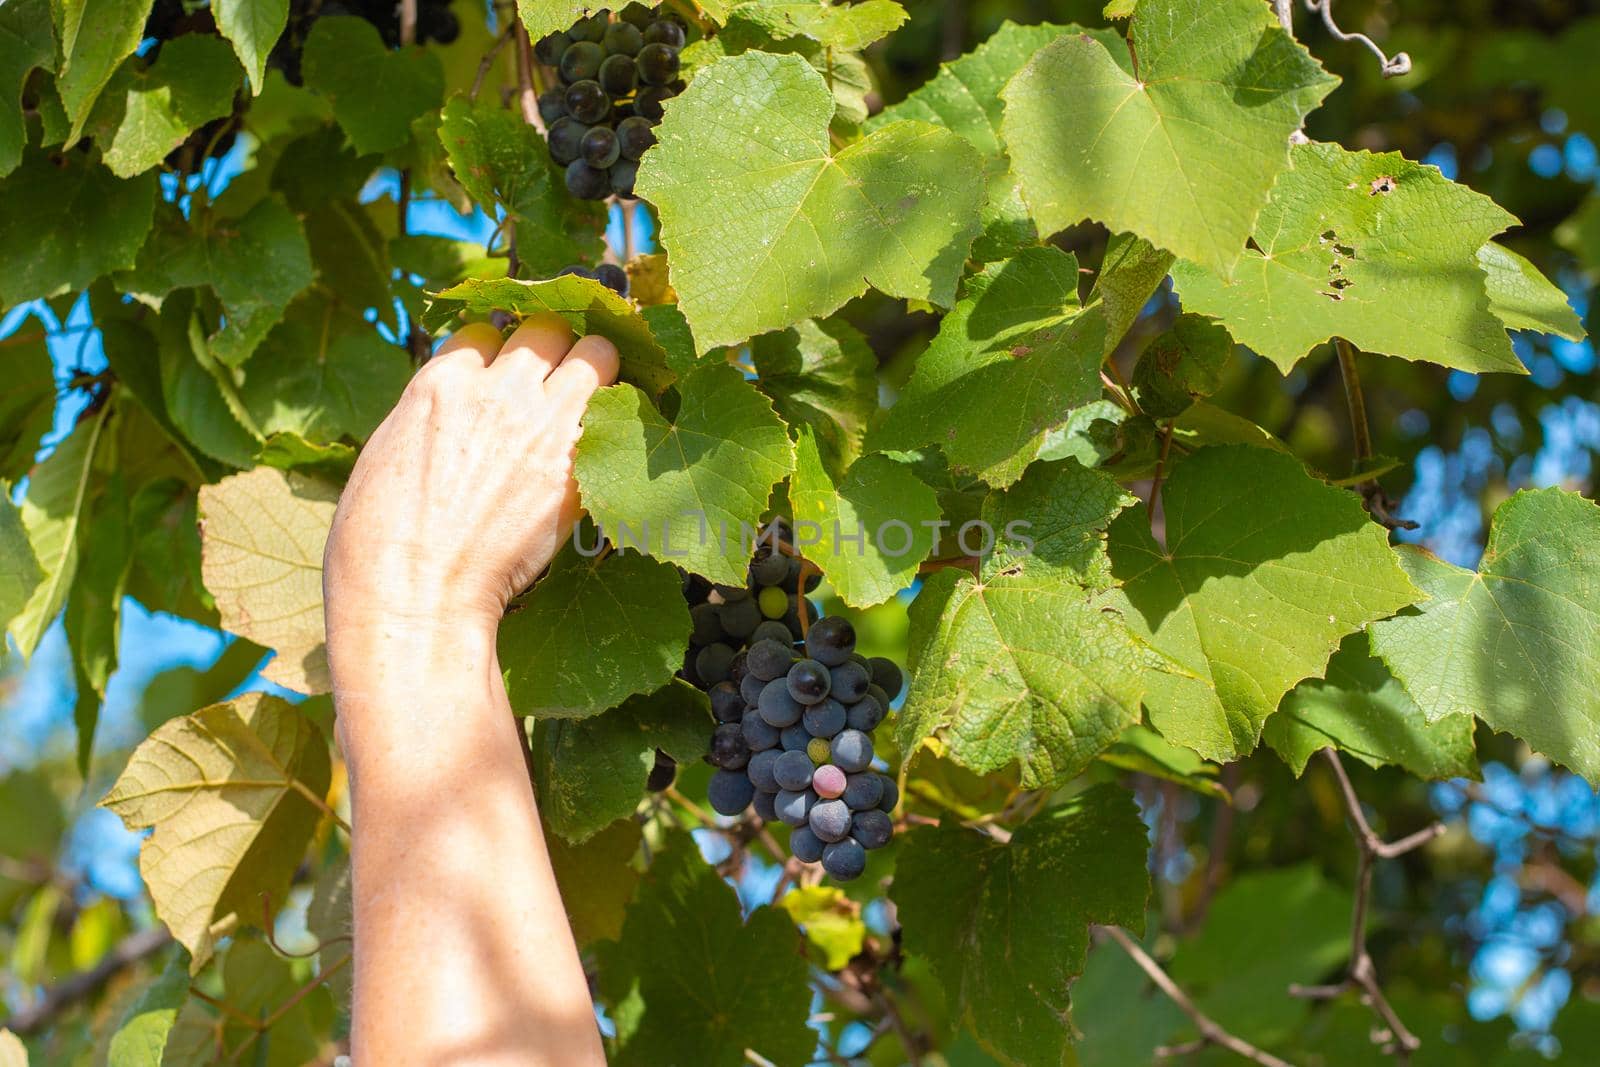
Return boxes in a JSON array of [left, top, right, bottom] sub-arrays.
[[869, 21, 1116, 261], [547, 818, 641, 946], [1001, 0, 1337, 276], [1264, 634, 1478, 779], [302, 16, 444, 155], [517, 0, 607, 41], [101, 693, 332, 970], [750, 317, 878, 477], [501, 547, 693, 720], [532, 681, 709, 842], [106, 949, 191, 1065], [776, 885, 867, 971], [574, 363, 796, 585], [1478, 241, 1585, 341], [890, 786, 1150, 1067], [0, 328, 55, 481], [596, 833, 813, 1067], [0, 491, 41, 662], [198, 466, 338, 695], [789, 430, 940, 608], [1369, 488, 1600, 785], [428, 274, 675, 395], [0, 0, 57, 177], [1172, 143, 1524, 375], [214, 0, 289, 91], [978, 457, 1135, 583], [0, 149, 158, 306], [636, 50, 985, 352], [867, 246, 1105, 487], [54, 0, 152, 142], [437, 94, 607, 277], [1092, 231, 1176, 358], [896, 566, 1150, 788], [1105, 445, 1419, 763], [94, 34, 242, 178], [729, 0, 907, 51]]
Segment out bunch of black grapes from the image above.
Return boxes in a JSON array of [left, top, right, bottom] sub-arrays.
[[684, 535, 905, 882], [534, 3, 686, 200], [266, 0, 461, 88]]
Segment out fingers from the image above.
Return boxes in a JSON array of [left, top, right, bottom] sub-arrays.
[[426, 322, 504, 372], [488, 313, 575, 386], [545, 334, 621, 407]]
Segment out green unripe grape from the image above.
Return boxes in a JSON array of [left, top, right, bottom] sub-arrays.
[[758, 585, 788, 619], [806, 737, 832, 765]]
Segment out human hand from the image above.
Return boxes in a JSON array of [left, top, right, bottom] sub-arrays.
[[323, 315, 619, 661]]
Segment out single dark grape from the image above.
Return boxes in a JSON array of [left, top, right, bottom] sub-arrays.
[[679, 646, 701, 686], [803, 698, 846, 739], [708, 770, 754, 816], [709, 681, 744, 723], [844, 693, 884, 732], [646, 749, 676, 791], [752, 788, 778, 822], [749, 550, 787, 587], [594, 262, 628, 295], [842, 772, 883, 811], [614, 115, 659, 161], [758, 678, 804, 727], [830, 728, 873, 773], [718, 596, 762, 640], [727, 649, 749, 688], [534, 30, 571, 65], [557, 264, 597, 279], [774, 749, 815, 792], [790, 825, 825, 863], [560, 41, 604, 82], [865, 683, 890, 710], [690, 602, 724, 645], [547, 118, 588, 165], [633, 86, 671, 121], [565, 79, 610, 123], [608, 158, 638, 198], [822, 838, 867, 880], [877, 774, 899, 813], [714, 583, 750, 602], [806, 615, 856, 666], [829, 660, 870, 703], [789, 556, 822, 593], [643, 18, 686, 47], [809, 798, 853, 843], [775, 787, 816, 827], [683, 570, 712, 603], [781, 723, 811, 751], [569, 10, 609, 42], [602, 20, 644, 55], [784, 595, 820, 639], [695, 642, 736, 685], [636, 42, 679, 86], [710, 722, 750, 770], [599, 52, 638, 95], [537, 87, 568, 125], [868, 656, 904, 698], [742, 710, 781, 752], [747, 638, 794, 682], [750, 620, 792, 647], [739, 670, 766, 705], [747, 748, 782, 791], [851, 810, 893, 850], [580, 124, 621, 168], [786, 659, 831, 705], [813, 764, 847, 799]]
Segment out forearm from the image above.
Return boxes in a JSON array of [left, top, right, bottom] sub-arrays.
[[332, 628, 603, 1066]]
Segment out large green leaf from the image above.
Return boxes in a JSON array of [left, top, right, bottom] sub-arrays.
[[1172, 143, 1524, 374], [897, 566, 1150, 788], [0, 0, 55, 177], [121, 197, 315, 367], [574, 363, 796, 584], [214, 0, 290, 91], [198, 467, 338, 695], [636, 50, 984, 351], [1106, 445, 1419, 762], [728, 0, 906, 51], [53, 0, 153, 141], [597, 835, 813, 1067], [437, 94, 606, 277], [868, 21, 1110, 261], [7, 405, 111, 660], [978, 457, 1135, 583], [1478, 241, 1585, 341], [547, 818, 641, 947], [532, 681, 709, 842], [749, 317, 878, 477], [97, 34, 242, 178], [1001, 0, 1336, 276], [0, 149, 157, 305], [302, 16, 444, 155], [1265, 634, 1478, 779], [1369, 489, 1600, 785], [101, 693, 332, 969], [0, 327, 55, 482], [868, 247, 1106, 487], [890, 786, 1150, 1067], [428, 275, 674, 396], [500, 547, 692, 719], [107, 949, 190, 1067], [789, 430, 940, 608]]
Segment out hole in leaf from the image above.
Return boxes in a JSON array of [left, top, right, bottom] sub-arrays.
[[1369, 175, 1396, 195]]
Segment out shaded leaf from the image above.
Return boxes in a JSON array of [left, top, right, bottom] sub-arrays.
[[302, 16, 444, 154], [0, 327, 55, 481], [1130, 313, 1233, 418], [99, 34, 242, 178], [0, 0, 55, 177], [548, 817, 641, 946], [750, 317, 878, 476], [54, 0, 153, 141]]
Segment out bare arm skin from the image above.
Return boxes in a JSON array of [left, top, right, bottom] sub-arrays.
[[322, 315, 617, 1066]]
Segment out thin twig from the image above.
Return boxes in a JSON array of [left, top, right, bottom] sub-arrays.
[[224, 952, 353, 1062], [291, 779, 351, 834], [1148, 421, 1175, 531], [1098, 925, 1299, 1067], [1301, 0, 1411, 76], [470, 26, 515, 99]]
